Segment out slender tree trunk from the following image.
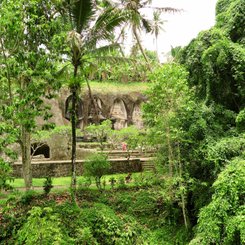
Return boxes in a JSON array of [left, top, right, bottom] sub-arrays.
[[155, 35, 159, 62], [71, 87, 77, 188], [71, 65, 78, 189], [20, 78, 32, 191], [132, 26, 152, 71], [181, 189, 188, 229], [21, 126, 32, 190], [115, 25, 126, 57], [177, 143, 189, 229]]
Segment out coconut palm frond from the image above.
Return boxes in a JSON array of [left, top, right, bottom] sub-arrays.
[[86, 7, 126, 48], [94, 7, 126, 35], [89, 43, 121, 55], [69, 0, 95, 33], [141, 17, 152, 33], [92, 55, 132, 64], [52, 63, 70, 79]]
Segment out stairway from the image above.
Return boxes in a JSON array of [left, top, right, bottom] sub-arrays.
[[141, 158, 155, 172]]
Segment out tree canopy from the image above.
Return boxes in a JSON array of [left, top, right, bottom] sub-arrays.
[[0, 0, 244, 243], [0, 0, 65, 189], [179, 0, 245, 112]]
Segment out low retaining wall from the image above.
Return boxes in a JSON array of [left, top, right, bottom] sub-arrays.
[[12, 158, 143, 178]]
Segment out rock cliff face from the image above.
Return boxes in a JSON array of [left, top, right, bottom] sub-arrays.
[[40, 87, 147, 130]]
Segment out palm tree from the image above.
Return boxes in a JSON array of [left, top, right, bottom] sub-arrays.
[[110, 0, 178, 68], [120, 0, 152, 66], [151, 10, 165, 61], [61, 0, 125, 189]]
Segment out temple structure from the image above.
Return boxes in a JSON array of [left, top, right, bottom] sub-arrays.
[[41, 87, 147, 130]]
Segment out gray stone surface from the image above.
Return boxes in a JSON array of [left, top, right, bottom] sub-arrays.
[[42, 87, 146, 130], [12, 158, 143, 178]]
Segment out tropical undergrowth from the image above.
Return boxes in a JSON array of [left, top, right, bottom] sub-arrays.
[[142, 61, 244, 244], [0, 177, 191, 244]]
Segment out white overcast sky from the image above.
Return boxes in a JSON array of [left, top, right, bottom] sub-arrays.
[[139, 0, 218, 59]]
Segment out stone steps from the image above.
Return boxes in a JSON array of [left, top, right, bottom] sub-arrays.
[[141, 159, 155, 172]]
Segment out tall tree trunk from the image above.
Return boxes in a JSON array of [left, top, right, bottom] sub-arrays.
[[20, 78, 32, 190], [155, 35, 159, 62], [21, 126, 32, 190], [132, 26, 152, 71], [71, 66, 78, 189], [177, 143, 189, 229], [181, 188, 188, 229]]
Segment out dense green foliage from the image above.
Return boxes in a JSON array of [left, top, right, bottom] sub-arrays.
[[141, 1, 244, 241], [0, 182, 190, 244], [0, 159, 13, 191], [179, 0, 244, 112], [16, 206, 64, 244], [0, 0, 63, 128], [141, 0, 244, 243], [0, 0, 244, 244], [190, 158, 245, 245], [0, 0, 65, 189], [215, 0, 245, 44], [179, 28, 244, 112], [84, 153, 111, 189]]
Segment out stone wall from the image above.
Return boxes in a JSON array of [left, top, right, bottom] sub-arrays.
[[12, 159, 142, 178]]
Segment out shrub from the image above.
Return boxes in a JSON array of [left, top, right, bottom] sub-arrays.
[[109, 177, 116, 189], [16, 206, 65, 244], [145, 226, 190, 245], [78, 177, 92, 189], [190, 158, 245, 245], [108, 126, 144, 154], [0, 204, 27, 242], [0, 159, 14, 191], [19, 190, 37, 205], [74, 227, 98, 244], [83, 153, 111, 190], [81, 203, 143, 244], [55, 202, 96, 243], [236, 109, 245, 132], [205, 134, 245, 176], [117, 176, 127, 189], [112, 192, 134, 212], [127, 190, 159, 217], [43, 176, 53, 195], [55, 202, 144, 244]]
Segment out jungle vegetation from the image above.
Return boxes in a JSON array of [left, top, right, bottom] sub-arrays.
[[0, 0, 244, 244]]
